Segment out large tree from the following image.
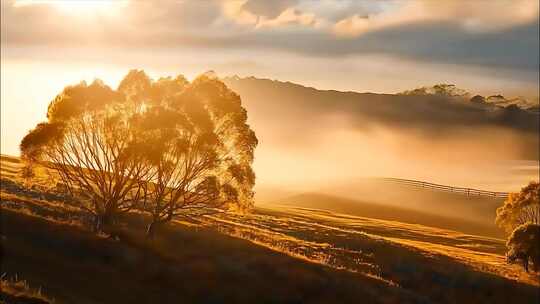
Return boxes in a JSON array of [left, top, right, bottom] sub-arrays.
[[20, 70, 257, 235], [118, 71, 257, 237]]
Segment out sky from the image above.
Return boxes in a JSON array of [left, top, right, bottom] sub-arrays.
[[1, 0, 539, 192], [2, 0, 539, 92]]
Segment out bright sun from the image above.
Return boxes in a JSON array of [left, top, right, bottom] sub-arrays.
[[14, 0, 127, 15]]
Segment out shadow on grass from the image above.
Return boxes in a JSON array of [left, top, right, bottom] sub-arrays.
[[1, 209, 423, 304]]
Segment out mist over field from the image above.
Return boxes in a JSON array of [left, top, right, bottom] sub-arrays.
[[223, 77, 539, 198]]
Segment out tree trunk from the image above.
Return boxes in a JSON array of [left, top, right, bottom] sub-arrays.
[[146, 211, 173, 239], [93, 212, 115, 235], [92, 214, 102, 233], [146, 221, 158, 239]]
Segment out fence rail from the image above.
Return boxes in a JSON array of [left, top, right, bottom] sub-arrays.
[[379, 177, 509, 198]]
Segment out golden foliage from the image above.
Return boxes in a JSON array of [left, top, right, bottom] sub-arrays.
[[496, 181, 540, 234]]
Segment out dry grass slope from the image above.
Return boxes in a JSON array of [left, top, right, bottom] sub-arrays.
[[1, 154, 539, 303], [0, 275, 54, 304]]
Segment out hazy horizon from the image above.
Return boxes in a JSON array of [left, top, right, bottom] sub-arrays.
[[2, 72, 538, 195], [2, 0, 539, 194]]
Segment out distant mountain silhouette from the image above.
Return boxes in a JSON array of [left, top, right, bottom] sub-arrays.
[[400, 84, 539, 110], [223, 76, 539, 160]]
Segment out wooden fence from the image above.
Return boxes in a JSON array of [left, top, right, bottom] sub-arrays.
[[379, 177, 509, 199]]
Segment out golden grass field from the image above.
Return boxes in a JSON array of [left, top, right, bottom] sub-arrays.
[[204, 204, 539, 286], [1, 154, 539, 303]]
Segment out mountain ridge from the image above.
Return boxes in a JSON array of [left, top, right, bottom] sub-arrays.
[[223, 75, 540, 111], [222, 75, 539, 162]]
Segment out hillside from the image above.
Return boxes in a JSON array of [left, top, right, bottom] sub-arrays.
[[220, 76, 539, 204], [318, 178, 505, 222], [222, 76, 540, 146], [267, 191, 504, 238], [2, 154, 539, 303], [1, 208, 422, 304]]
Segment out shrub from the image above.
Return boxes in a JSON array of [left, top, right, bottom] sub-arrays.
[[505, 223, 540, 272]]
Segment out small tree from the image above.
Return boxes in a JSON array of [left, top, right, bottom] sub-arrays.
[[400, 84, 469, 97], [506, 223, 540, 272], [496, 181, 540, 233], [469, 95, 486, 104]]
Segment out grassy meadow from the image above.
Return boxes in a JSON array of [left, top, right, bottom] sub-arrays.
[[1, 154, 539, 303]]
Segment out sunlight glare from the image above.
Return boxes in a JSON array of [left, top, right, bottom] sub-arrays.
[[14, 0, 127, 16]]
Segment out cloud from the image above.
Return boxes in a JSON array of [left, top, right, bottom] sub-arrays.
[[256, 8, 319, 28], [223, 0, 540, 36], [331, 0, 540, 37], [241, 0, 299, 19], [1, 0, 539, 73], [221, 0, 321, 29], [334, 15, 370, 37], [419, 0, 539, 32]]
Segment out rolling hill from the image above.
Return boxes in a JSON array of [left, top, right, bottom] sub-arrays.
[[222, 76, 539, 160], [266, 191, 504, 238], [1, 154, 539, 303]]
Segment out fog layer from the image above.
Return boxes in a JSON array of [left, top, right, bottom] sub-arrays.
[[223, 77, 539, 197]]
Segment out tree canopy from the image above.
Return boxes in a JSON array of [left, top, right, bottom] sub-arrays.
[[20, 70, 257, 235], [399, 84, 469, 97], [506, 223, 540, 272], [496, 181, 540, 234]]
